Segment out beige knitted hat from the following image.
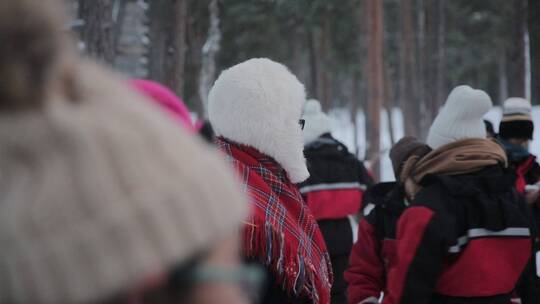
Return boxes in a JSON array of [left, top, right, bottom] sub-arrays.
[[0, 60, 248, 304], [0, 16, 248, 303]]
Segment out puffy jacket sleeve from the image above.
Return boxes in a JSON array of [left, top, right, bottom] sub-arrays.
[[382, 206, 445, 304], [345, 219, 384, 304]]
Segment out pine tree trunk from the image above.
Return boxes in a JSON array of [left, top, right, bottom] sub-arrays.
[[79, 0, 116, 64], [416, 0, 429, 140], [319, 17, 331, 110], [399, 0, 419, 138], [167, 0, 188, 97], [366, 0, 384, 181], [148, 0, 173, 83], [507, 0, 527, 97], [198, 0, 221, 118], [351, 70, 360, 156], [308, 29, 318, 99], [435, 0, 446, 111], [498, 50, 509, 104], [529, 0, 540, 104], [385, 66, 396, 146]]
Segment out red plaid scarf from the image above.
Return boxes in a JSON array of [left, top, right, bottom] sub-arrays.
[[217, 138, 332, 304]]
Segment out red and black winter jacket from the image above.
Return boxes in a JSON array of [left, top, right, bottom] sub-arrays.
[[345, 182, 406, 304], [299, 134, 373, 220], [499, 140, 540, 304], [383, 166, 534, 304], [300, 134, 374, 304], [499, 138, 540, 193]]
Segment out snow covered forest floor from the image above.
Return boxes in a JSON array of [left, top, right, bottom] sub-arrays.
[[330, 106, 540, 181]]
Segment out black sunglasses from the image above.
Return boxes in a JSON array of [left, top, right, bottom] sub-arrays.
[[299, 119, 305, 130]]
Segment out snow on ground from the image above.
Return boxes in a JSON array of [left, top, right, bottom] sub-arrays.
[[329, 108, 404, 182], [328, 106, 540, 182]]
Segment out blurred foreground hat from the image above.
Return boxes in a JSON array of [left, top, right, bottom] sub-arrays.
[[0, 62, 248, 304], [0, 1, 247, 300], [426, 85, 492, 149], [130, 79, 194, 131], [499, 97, 534, 140], [301, 99, 332, 145]]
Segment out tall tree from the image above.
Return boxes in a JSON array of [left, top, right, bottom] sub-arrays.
[[198, 0, 221, 117], [399, 0, 419, 138], [530, 0, 540, 104], [416, 0, 430, 140], [79, 0, 116, 64], [148, 0, 173, 83], [435, 0, 446, 109], [507, 0, 527, 97], [167, 0, 188, 97], [424, 0, 446, 123], [366, 0, 384, 180]]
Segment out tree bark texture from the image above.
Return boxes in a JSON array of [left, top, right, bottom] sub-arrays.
[[529, 0, 540, 104], [399, 0, 419, 138], [167, 0, 188, 97], [507, 0, 527, 97], [79, 0, 116, 64], [198, 0, 221, 117], [148, 0, 173, 83], [366, 0, 384, 181]]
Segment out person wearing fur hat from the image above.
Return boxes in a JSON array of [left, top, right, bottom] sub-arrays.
[[298, 99, 373, 304], [345, 137, 431, 304], [208, 59, 332, 304], [382, 86, 534, 304], [498, 98, 540, 197], [0, 1, 256, 303]]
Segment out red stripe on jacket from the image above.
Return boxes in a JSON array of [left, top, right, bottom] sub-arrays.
[[383, 206, 531, 304], [345, 219, 398, 304], [304, 188, 363, 220], [436, 238, 530, 297], [383, 206, 435, 304]]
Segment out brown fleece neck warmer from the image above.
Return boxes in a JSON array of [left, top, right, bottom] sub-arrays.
[[400, 138, 508, 199]]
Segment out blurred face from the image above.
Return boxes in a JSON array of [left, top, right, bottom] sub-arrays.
[[508, 138, 529, 149], [120, 233, 253, 304], [189, 234, 250, 304]]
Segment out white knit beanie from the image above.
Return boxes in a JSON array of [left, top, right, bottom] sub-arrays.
[[426, 85, 492, 149], [302, 99, 332, 145], [0, 62, 248, 304], [208, 58, 309, 183]]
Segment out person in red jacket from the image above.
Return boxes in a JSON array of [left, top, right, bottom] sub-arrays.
[[498, 99, 540, 304], [382, 86, 533, 304], [345, 137, 431, 304], [498, 97, 540, 197], [299, 99, 374, 304]]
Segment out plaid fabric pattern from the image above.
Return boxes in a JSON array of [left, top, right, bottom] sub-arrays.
[[217, 137, 332, 304]]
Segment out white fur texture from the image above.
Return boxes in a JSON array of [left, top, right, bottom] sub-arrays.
[[208, 58, 309, 183], [503, 97, 532, 116], [302, 99, 331, 145], [427, 85, 492, 149]]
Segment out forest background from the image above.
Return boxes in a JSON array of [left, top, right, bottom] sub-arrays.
[[73, 0, 540, 179]]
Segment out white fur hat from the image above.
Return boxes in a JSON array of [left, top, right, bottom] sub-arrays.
[[302, 99, 331, 144], [499, 97, 534, 140], [426, 85, 492, 149], [502, 97, 532, 117], [208, 58, 309, 183]]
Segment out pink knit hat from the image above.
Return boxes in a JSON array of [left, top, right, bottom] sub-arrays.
[[131, 79, 194, 131]]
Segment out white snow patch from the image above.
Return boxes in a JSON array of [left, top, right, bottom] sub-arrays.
[[328, 107, 404, 182]]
